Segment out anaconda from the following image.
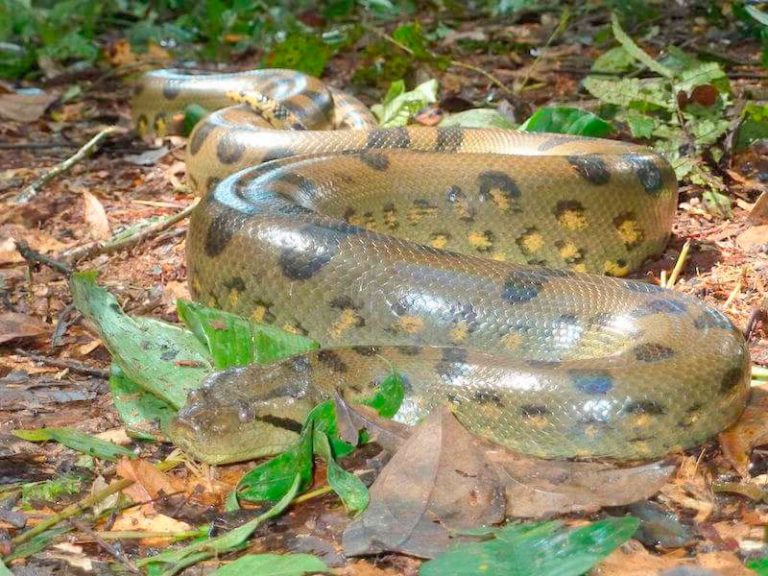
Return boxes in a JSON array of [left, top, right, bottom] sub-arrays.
[[132, 69, 751, 464]]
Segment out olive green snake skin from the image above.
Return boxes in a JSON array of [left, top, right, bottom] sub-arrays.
[[132, 69, 750, 464]]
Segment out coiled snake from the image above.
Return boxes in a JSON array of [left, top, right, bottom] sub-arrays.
[[132, 69, 750, 464]]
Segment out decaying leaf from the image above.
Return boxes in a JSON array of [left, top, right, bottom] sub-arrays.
[[597, 544, 754, 576], [0, 312, 48, 344], [83, 191, 111, 241], [343, 407, 674, 558], [0, 90, 58, 122], [116, 458, 183, 506], [720, 387, 768, 476]]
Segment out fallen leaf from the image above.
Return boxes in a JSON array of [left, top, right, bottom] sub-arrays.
[[720, 387, 768, 476], [0, 312, 48, 344], [49, 542, 93, 571], [0, 90, 58, 122], [342, 407, 506, 559], [116, 458, 182, 505], [123, 146, 170, 166], [0, 226, 67, 265], [110, 506, 192, 546], [596, 543, 752, 575], [83, 191, 111, 241], [736, 224, 768, 252]]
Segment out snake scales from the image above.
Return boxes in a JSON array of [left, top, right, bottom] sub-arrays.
[[133, 69, 750, 464]]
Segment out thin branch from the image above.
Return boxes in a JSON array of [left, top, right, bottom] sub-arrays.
[[62, 200, 198, 264], [68, 518, 141, 574], [15, 240, 72, 276], [14, 348, 109, 379], [13, 126, 123, 205]]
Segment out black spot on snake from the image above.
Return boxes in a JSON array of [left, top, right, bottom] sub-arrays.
[[502, 271, 545, 304], [216, 133, 246, 164], [520, 404, 551, 417], [397, 346, 421, 356], [133, 83, 145, 96], [632, 299, 688, 317], [262, 148, 296, 162], [273, 171, 318, 196], [694, 308, 734, 331], [352, 346, 380, 357], [526, 359, 561, 369], [436, 348, 470, 383], [189, 122, 215, 155], [205, 177, 221, 194], [223, 277, 246, 292], [633, 343, 676, 363], [570, 371, 614, 394], [358, 151, 390, 171], [257, 414, 303, 434], [435, 126, 464, 152], [317, 350, 348, 373], [204, 204, 245, 258], [477, 171, 521, 203], [366, 127, 410, 149], [162, 80, 182, 100], [720, 366, 745, 394], [567, 155, 611, 185], [277, 221, 364, 281], [329, 295, 360, 310], [473, 390, 504, 407], [624, 400, 666, 415], [623, 154, 663, 195]]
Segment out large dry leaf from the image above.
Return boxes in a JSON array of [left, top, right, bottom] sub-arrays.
[[116, 458, 182, 505], [343, 407, 505, 559], [83, 191, 111, 241], [344, 407, 675, 558], [720, 386, 768, 476], [0, 91, 58, 122], [596, 544, 753, 576], [0, 312, 48, 344]]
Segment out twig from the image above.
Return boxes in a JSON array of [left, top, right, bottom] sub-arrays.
[[13, 126, 122, 205], [10, 459, 182, 548], [68, 518, 141, 574], [362, 24, 512, 96], [516, 8, 571, 94], [62, 200, 198, 264], [0, 142, 77, 150], [15, 240, 72, 276], [14, 348, 108, 379], [664, 240, 691, 288]]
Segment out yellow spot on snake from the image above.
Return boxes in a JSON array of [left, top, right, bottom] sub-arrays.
[[468, 231, 493, 251], [227, 289, 241, 308], [489, 189, 511, 212], [571, 263, 588, 274], [557, 209, 588, 231], [490, 251, 506, 262], [450, 322, 469, 344], [558, 241, 582, 262], [153, 116, 167, 137], [383, 209, 398, 230], [502, 332, 523, 351], [397, 316, 425, 334], [190, 276, 202, 295], [329, 309, 361, 339], [431, 234, 449, 250], [137, 116, 148, 137], [282, 322, 304, 335], [616, 218, 643, 247], [603, 259, 630, 277], [527, 415, 549, 430], [519, 231, 544, 254], [251, 305, 269, 324], [628, 413, 653, 429], [407, 204, 437, 224]]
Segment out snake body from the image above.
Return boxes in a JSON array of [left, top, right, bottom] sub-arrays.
[[133, 69, 750, 464]]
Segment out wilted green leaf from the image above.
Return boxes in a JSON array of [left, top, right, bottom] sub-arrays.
[[314, 432, 369, 515], [591, 46, 636, 74], [177, 300, 319, 369], [519, 107, 613, 137], [13, 428, 136, 461], [212, 553, 328, 576], [420, 517, 639, 576], [439, 109, 515, 129], [611, 13, 673, 78], [70, 272, 212, 409], [583, 76, 671, 111], [2, 526, 72, 563], [371, 79, 438, 127]]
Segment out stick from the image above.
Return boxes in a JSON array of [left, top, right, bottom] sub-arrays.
[[13, 126, 122, 205], [664, 240, 691, 289], [68, 518, 141, 574], [14, 348, 109, 379], [62, 200, 198, 264], [15, 240, 72, 276]]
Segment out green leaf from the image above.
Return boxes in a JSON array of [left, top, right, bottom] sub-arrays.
[[13, 427, 136, 461], [211, 553, 328, 576], [392, 22, 431, 60], [183, 104, 210, 136], [371, 79, 438, 127], [583, 76, 672, 111], [0, 558, 11, 576], [702, 190, 733, 219], [139, 475, 301, 575], [736, 102, 768, 151], [314, 432, 368, 515], [176, 300, 319, 369], [420, 517, 639, 576], [624, 110, 656, 139], [236, 420, 315, 503], [610, 13, 673, 79], [359, 371, 405, 418], [748, 556, 768, 574], [70, 272, 212, 409], [21, 475, 81, 506], [746, 5, 768, 28], [109, 364, 175, 441], [439, 109, 515, 129], [266, 31, 331, 77], [2, 526, 72, 563], [519, 107, 613, 138], [674, 62, 730, 95]]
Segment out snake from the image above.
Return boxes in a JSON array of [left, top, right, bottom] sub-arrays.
[[132, 69, 751, 465]]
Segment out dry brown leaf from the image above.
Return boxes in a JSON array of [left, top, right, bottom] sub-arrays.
[[720, 387, 768, 476], [0, 226, 67, 265], [110, 507, 192, 546], [736, 224, 768, 252], [83, 191, 111, 241], [105, 38, 136, 67], [49, 542, 93, 571], [596, 542, 752, 576], [0, 312, 48, 344], [116, 458, 182, 505], [0, 91, 58, 122]]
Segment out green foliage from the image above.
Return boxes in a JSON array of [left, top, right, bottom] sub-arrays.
[[109, 363, 176, 441], [13, 427, 137, 461], [736, 102, 768, 151], [371, 78, 438, 126], [420, 517, 640, 576], [21, 475, 81, 507], [211, 553, 329, 576], [519, 107, 614, 137], [359, 371, 406, 418]]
